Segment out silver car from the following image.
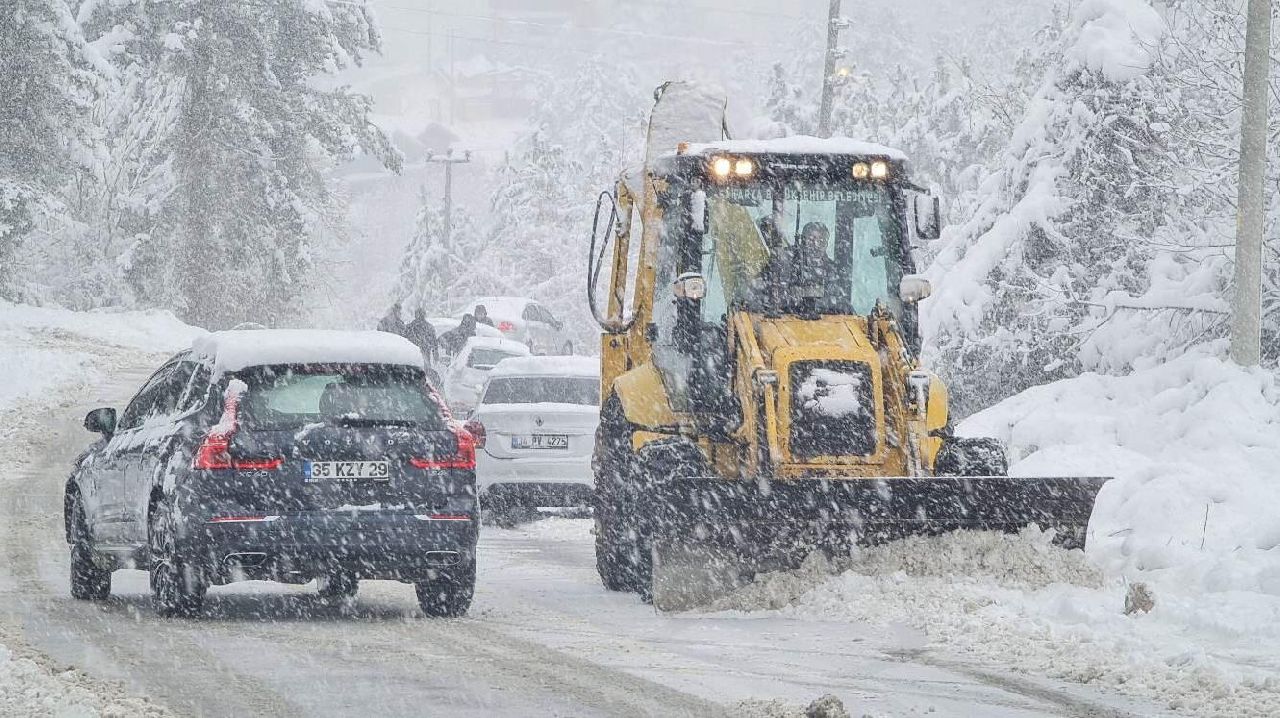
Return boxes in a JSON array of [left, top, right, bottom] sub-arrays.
[[442, 336, 532, 416], [456, 297, 573, 356]]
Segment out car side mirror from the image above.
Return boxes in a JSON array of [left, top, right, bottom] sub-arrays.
[[84, 407, 116, 436], [899, 275, 933, 303], [913, 193, 942, 241]]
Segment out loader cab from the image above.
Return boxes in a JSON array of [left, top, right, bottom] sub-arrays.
[[648, 147, 926, 417]]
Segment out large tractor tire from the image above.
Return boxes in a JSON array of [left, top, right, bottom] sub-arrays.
[[593, 395, 648, 593], [935, 436, 1009, 477]]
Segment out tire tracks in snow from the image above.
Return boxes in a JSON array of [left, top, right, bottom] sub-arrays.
[[490, 522, 1154, 718]]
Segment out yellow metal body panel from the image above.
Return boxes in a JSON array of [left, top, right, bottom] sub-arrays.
[[613, 362, 679, 430], [598, 163, 954, 483]]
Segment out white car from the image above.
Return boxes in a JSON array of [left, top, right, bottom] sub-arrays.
[[469, 356, 600, 525], [442, 336, 531, 415], [455, 297, 574, 356]]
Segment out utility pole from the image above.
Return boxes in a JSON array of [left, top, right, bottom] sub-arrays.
[[1230, 0, 1272, 366], [425, 149, 472, 250], [817, 0, 849, 137]]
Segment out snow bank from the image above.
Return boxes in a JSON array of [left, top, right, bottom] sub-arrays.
[[961, 345, 1280, 591], [0, 301, 202, 354], [0, 302, 202, 410], [714, 352, 1280, 715], [0, 638, 172, 717]]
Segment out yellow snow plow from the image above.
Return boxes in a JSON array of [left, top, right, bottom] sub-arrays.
[[586, 83, 1109, 610]]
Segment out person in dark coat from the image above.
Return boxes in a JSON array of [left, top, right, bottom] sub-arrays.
[[440, 313, 478, 357], [405, 308, 439, 365], [378, 302, 406, 336], [474, 304, 495, 327]]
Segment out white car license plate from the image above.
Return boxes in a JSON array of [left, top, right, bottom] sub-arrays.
[[512, 434, 569, 450], [305, 460, 390, 481]]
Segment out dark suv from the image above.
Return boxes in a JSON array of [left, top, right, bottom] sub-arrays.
[[64, 329, 479, 617]]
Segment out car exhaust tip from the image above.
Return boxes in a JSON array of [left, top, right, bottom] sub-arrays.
[[424, 551, 461, 567], [224, 552, 268, 568]]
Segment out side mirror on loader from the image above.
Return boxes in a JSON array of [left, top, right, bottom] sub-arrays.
[[913, 193, 942, 241], [899, 275, 932, 303]]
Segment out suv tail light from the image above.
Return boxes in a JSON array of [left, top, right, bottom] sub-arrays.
[[496, 320, 515, 333], [462, 419, 486, 449], [410, 428, 476, 470], [193, 381, 283, 471]]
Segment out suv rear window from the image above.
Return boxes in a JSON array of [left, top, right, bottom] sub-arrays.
[[467, 349, 523, 368], [238, 364, 445, 430], [482, 376, 599, 406]]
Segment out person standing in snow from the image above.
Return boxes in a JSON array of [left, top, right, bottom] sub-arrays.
[[405, 307, 439, 365], [440, 313, 477, 357], [378, 302, 406, 336], [474, 304, 495, 327]]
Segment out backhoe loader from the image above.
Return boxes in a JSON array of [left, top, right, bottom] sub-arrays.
[[587, 83, 1108, 610]]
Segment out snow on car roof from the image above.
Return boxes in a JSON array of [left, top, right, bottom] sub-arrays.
[[428, 317, 502, 338], [683, 136, 907, 161], [193, 329, 425, 374], [456, 296, 532, 318], [461, 335, 531, 354], [489, 355, 599, 378]]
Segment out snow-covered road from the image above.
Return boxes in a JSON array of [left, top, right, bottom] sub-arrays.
[[0, 354, 1169, 717]]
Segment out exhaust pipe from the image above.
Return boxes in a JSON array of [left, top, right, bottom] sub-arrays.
[[424, 551, 460, 567], [224, 552, 268, 568]]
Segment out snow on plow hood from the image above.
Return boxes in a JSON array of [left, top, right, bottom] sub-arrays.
[[795, 367, 867, 419]]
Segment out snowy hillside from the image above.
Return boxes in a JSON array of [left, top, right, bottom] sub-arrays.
[[0, 301, 202, 408]]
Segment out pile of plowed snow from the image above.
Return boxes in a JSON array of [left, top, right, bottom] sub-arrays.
[[712, 347, 1280, 717], [0, 629, 173, 718], [0, 301, 203, 408], [712, 529, 1101, 613]]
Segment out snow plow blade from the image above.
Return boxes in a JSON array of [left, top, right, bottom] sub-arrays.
[[645, 475, 1110, 612]]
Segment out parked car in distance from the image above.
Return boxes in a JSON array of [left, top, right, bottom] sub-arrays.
[[428, 317, 503, 347], [442, 336, 532, 416], [468, 356, 600, 526], [425, 316, 504, 387], [455, 297, 573, 356], [64, 329, 480, 618]]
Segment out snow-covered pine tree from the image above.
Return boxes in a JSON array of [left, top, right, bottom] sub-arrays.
[[397, 187, 449, 315], [79, 0, 399, 328], [923, 0, 1180, 412], [0, 0, 102, 299], [761, 62, 816, 137]]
